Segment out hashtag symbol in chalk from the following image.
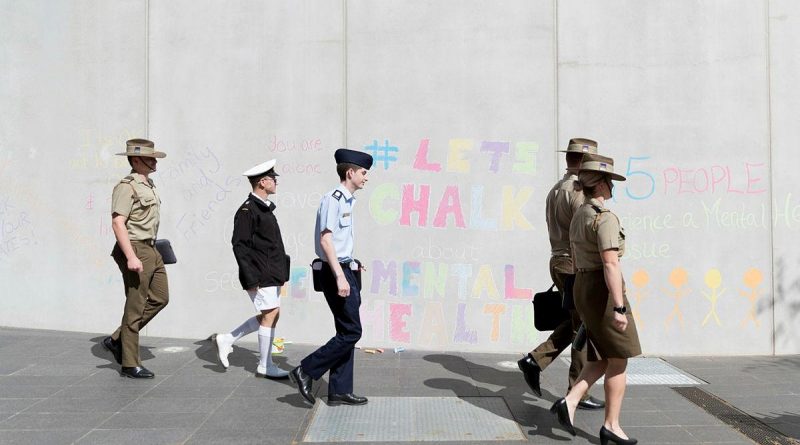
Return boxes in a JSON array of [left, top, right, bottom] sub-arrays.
[[363, 139, 399, 170]]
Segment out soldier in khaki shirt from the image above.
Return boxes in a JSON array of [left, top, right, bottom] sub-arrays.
[[551, 153, 641, 444], [518, 138, 604, 410], [102, 139, 169, 379]]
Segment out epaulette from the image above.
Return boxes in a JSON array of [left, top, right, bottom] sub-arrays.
[[332, 190, 343, 201], [240, 200, 250, 211], [120, 176, 134, 184], [590, 204, 609, 231]]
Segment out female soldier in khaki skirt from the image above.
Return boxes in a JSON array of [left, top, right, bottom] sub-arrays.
[[550, 153, 641, 445]]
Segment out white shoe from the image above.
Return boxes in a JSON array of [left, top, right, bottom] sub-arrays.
[[256, 364, 290, 379], [214, 333, 234, 369]]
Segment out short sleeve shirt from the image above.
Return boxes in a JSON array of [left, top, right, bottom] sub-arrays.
[[546, 173, 584, 256], [569, 198, 625, 270], [314, 184, 355, 263], [111, 171, 161, 240]]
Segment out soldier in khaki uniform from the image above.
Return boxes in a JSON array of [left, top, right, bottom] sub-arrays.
[[518, 138, 604, 410], [551, 153, 641, 445], [102, 139, 169, 379]]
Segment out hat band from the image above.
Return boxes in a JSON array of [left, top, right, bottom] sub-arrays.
[[567, 143, 596, 153], [581, 160, 615, 174]]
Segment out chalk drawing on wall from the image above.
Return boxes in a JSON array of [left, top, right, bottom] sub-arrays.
[[702, 269, 725, 327], [630, 269, 649, 330], [664, 267, 689, 330], [740, 268, 763, 328]]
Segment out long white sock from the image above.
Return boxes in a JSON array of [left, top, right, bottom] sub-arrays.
[[258, 326, 275, 369], [230, 316, 260, 342]]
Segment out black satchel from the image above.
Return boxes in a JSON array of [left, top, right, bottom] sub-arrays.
[[532, 284, 569, 331], [155, 239, 176, 264]]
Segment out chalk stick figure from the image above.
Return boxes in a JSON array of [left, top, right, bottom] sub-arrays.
[[630, 269, 649, 329], [663, 268, 690, 330], [701, 269, 725, 327], [740, 268, 762, 328]]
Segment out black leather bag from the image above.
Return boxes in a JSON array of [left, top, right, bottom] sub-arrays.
[[311, 259, 362, 292], [533, 284, 569, 331], [155, 239, 176, 264]]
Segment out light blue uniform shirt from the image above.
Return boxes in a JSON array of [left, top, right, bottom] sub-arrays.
[[315, 184, 355, 263]]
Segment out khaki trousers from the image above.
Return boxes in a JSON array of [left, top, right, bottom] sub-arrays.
[[111, 241, 169, 367], [529, 257, 588, 394]]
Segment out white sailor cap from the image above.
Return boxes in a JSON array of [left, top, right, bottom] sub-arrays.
[[242, 159, 279, 177]]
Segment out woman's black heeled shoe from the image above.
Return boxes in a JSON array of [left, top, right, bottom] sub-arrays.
[[599, 425, 637, 445], [550, 398, 576, 436]]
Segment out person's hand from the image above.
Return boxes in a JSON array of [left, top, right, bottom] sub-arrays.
[[336, 274, 350, 297], [127, 257, 144, 273], [612, 311, 628, 332]]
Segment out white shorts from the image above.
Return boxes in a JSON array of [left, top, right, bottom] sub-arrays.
[[247, 286, 281, 311]]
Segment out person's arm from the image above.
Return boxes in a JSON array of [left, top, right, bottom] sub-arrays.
[[601, 249, 626, 332], [112, 213, 142, 272], [320, 229, 349, 297]]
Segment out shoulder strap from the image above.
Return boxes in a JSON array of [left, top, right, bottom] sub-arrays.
[[120, 176, 140, 203], [590, 204, 608, 231]]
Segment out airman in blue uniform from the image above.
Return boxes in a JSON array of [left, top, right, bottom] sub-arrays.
[[290, 148, 373, 406]]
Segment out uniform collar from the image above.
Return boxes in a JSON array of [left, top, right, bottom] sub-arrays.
[[589, 197, 605, 208], [129, 170, 154, 187], [249, 192, 275, 211], [336, 184, 354, 201]]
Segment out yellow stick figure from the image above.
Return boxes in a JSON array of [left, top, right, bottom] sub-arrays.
[[740, 268, 762, 328], [701, 269, 725, 326], [663, 268, 690, 330], [631, 269, 649, 330]]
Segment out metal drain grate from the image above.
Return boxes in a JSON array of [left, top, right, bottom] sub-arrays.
[[302, 397, 527, 442], [673, 387, 800, 445], [561, 357, 706, 385]]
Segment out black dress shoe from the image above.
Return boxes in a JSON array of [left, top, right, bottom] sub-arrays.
[[327, 393, 368, 406], [120, 366, 154, 379], [550, 398, 576, 436], [289, 366, 315, 405], [517, 354, 542, 396], [578, 395, 605, 410], [102, 336, 122, 365], [600, 425, 637, 445]]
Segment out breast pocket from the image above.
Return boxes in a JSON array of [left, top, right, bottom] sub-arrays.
[[339, 215, 352, 227], [130, 194, 157, 222]]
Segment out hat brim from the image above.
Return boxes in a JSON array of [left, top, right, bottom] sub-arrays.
[[116, 151, 166, 158]]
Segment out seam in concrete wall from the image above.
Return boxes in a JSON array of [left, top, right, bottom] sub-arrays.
[[145, 0, 150, 138], [553, 0, 559, 180], [765, 0, 775, 355], [343, 0, 348, 146]]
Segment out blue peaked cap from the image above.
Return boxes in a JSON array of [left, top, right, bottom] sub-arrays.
[[334, 148, 373, 170]]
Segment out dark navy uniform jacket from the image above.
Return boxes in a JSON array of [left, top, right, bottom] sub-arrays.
[[232, 193, 289, 289]]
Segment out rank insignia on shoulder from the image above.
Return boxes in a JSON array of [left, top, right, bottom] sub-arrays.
[[121, 176, 134, 183], [332, 190, 343, 201]]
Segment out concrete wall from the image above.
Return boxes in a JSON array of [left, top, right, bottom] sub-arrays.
[[1, 0, 797, 355]]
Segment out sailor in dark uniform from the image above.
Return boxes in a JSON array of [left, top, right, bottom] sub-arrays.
[[214, 159, 290, 379]]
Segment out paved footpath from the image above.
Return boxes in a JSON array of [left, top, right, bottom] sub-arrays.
[[0, 326, 798, 444]]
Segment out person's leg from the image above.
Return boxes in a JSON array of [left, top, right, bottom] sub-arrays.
[[257, 307, 289, 378], [117, 245, 152, 369], [602, 358, 632, 440], [327, 273, 361, 395], [564, 359, 607, 422], [138, 252, 169, 330]]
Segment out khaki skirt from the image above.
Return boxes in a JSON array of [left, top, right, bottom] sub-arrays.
[[574, 270, 641, 361]]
